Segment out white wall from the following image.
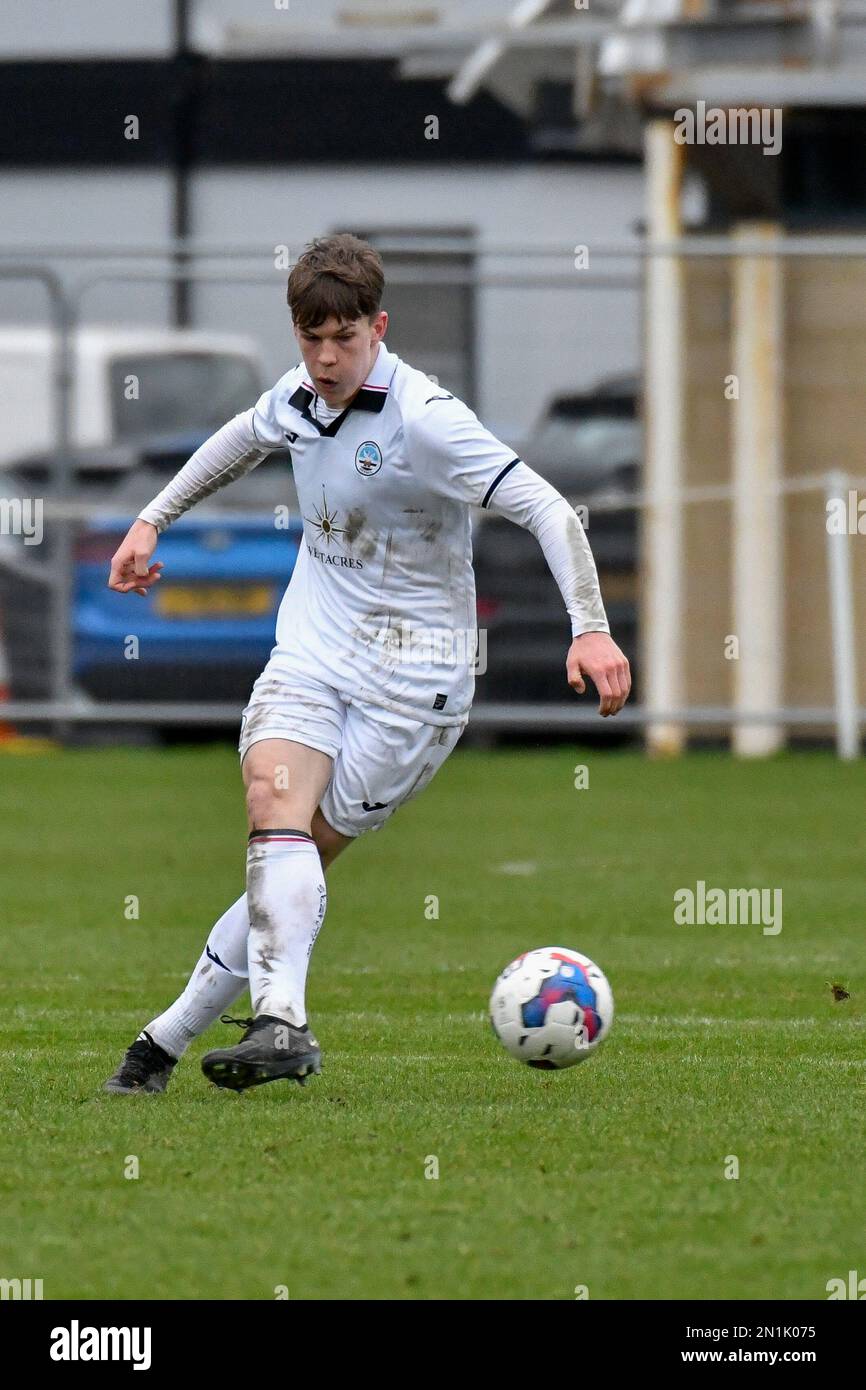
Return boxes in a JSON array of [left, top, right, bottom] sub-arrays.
[[0, 170, 175, 325], [0, 160, 643, 440], [193, 163, 643, 439], [0, 0, 173, 58], [0, 1, 606, 61]]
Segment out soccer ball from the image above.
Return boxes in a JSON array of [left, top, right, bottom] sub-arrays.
[[489, 946, 614, 1069]]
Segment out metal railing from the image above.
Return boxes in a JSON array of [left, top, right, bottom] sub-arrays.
[[1, 469, 861, 754], [1, 237, 864, 755]]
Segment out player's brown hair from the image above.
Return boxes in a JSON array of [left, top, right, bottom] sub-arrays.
[[287, 233, 385, 330]]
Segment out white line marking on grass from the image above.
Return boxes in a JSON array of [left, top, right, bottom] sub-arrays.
[[799, 1058, 866, 1067], [321, 1011, 864, 1030], [329, 1011, 391, 1024], [619, 1014, 865, 1029]]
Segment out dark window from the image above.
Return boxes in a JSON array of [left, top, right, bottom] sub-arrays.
[[345, 227, 476, 408], [110, 353, 260, 440]]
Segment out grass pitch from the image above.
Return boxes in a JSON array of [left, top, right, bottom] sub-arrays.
[[1, 745, 863, 1300]]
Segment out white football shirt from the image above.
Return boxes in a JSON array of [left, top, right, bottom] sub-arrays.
[[247, 344, 604, 723], [138, 341, 609, 726]]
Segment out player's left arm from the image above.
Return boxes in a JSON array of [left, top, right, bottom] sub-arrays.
[[405, 396, 631, 717], [484, 467, 631, 717]]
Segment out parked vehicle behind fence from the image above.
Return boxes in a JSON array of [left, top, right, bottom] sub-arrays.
[[0, 433, 302, 709], [472, 378, 641, 711], [0, 326, 264, 469], [1, 378, 640, 731]]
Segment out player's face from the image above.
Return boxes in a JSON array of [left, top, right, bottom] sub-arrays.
[[294, 311, 388, 407]]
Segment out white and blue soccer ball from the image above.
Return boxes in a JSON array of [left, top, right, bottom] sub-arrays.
[[489, 946, 614, 1069]]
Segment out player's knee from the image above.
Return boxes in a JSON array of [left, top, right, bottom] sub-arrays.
[[245, 774, 274, 828], [245, 772, 308, 831]]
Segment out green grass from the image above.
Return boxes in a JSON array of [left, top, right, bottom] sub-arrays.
[[1, 745, 864, 1300]]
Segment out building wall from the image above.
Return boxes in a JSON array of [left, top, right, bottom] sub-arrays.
[[0, 0, 173, 58], [0, 170, 175, 327], [784, 252, 866, 716], [680, 246, 866, 720], [682, 256, 733, 711], [0, 162, 644, 442]]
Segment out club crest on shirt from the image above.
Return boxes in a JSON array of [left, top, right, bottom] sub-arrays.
[[355, 440, 383, 476]]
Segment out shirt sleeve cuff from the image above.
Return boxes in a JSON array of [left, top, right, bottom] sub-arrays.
[[571, 620, 611, 639], [136, 509, 165, 535]]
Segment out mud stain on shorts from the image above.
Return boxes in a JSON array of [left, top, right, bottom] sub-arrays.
[[243, 677, 330, 735], [242, 703, 287, 740]]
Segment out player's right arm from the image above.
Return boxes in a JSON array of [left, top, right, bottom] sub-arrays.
[[108, 379, 291, 597], [107, 519, 163, 597]]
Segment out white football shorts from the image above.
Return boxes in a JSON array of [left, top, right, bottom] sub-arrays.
[[238, 661, 467, 839]]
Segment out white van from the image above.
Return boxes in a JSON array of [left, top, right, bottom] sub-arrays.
[[0, 326, 264, 468]]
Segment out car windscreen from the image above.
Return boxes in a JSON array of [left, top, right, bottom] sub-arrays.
[[110, 353, 261, 441], [531, 416, 641, 478], [108, 453, 299, 516]]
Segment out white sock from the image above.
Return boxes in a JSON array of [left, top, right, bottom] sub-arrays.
[[246, 828, 327, 1027], [145, 894, 251, 1059]]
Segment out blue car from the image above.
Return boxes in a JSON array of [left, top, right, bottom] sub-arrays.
[[75, 513, 303, 702], [0, 434, 303, 706]]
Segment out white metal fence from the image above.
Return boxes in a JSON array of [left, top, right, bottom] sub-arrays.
[[0, 237, 864, 755]]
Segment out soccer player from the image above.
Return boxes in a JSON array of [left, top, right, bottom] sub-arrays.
[[103, 233, 631, 1095]]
